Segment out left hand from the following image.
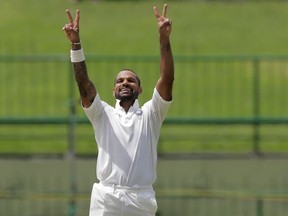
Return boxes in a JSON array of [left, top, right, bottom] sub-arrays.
[[62, 9, 81, 44], [153, 4, 172, 38]]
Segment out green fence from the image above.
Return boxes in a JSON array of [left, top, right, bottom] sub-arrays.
[[1, 54, 288, 157]]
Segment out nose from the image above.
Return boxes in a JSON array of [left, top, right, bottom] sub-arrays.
[[122, 79, 129, 86]]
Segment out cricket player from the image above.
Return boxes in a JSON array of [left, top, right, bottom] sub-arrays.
[[62, 4, 174, 216]]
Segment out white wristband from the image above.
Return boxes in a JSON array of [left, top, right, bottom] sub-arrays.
[[70, 48, 85, 63]]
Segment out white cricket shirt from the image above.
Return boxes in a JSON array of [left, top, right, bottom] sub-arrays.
[[83, 88, 171, 188]]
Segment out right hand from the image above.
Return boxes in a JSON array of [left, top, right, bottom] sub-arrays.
[[62, 9, 80, 43]]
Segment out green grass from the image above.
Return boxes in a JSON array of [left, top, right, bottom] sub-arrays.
[[1, 159, 288, 215], [2, 1, 288, 55], [2, 0, 288, 155]]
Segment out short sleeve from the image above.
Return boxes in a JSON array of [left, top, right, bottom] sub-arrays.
[[82, 94, 104, 124], [143, 88, 172, 124]]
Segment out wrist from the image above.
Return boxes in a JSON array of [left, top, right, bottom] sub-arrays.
[[71, 41, 81, 50], [71, 41, 81, 45], [159, 36, 170, 44], [70, 48, 85, 63], [160, 37, 170, 47]]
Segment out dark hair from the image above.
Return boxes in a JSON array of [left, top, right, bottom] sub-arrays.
[[115, 68, 141, 87]]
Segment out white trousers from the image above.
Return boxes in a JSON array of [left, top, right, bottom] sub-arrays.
[[89, 182, 158, 216]]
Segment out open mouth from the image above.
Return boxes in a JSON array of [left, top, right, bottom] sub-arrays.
[[120, 87, 132, 94]]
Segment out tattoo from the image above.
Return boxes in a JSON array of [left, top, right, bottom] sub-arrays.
[[160, 41, 171, 53], [73, 62, 96, 101], [165, 42, 171, 52], [78, 83, 88, 98]]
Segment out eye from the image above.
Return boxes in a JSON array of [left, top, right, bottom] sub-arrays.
[[127, 78, 137, 83], [116, 78, 123, 84]]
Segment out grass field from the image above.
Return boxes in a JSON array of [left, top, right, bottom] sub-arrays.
[[1, 56, 288, 155], [1, 0, 288, 155], [1, 159, 288, 216], [1, 3, 288, 215], [2, 0, 288, 55]]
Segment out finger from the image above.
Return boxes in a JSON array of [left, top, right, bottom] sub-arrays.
[[166, 20, 172, 29], [162, 4, 167, 17], [161, 19, 171, 29], [62, 24, 67, 31], [163, 18, 171, 24], [66, 9, 74, 24], [75, 9, 80, 26], [153, 6, 160, 18], [62, 24, 73, 31]]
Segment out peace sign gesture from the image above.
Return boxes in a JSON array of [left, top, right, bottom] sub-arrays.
[[62, 9, 81, 44], [153, 4, 172, 38]]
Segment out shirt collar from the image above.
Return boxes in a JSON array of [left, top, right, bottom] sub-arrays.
[[115, 99, 140, 115]]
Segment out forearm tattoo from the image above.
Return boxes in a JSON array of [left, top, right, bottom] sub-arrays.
[[73, 62, 93, 99], [164, 42, 171, 52], [161, 41, 171, 53]]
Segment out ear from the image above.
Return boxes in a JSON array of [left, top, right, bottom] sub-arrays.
[[113, 87, 115, 97], [138, 86, 142, 95]]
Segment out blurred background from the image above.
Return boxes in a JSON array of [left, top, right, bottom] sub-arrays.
[[1, 0, 288, 215]]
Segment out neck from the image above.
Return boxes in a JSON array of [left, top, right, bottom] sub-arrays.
[[120, 100, 135, 113]]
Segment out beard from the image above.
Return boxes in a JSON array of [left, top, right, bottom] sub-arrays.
[[114, 89, 139, 101]]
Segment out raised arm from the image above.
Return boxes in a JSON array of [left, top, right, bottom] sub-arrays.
[[153, 4, 174, 101], [62, 9, 96, 108]]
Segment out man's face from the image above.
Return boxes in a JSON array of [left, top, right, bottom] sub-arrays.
[[113, 70, 142, 101]]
